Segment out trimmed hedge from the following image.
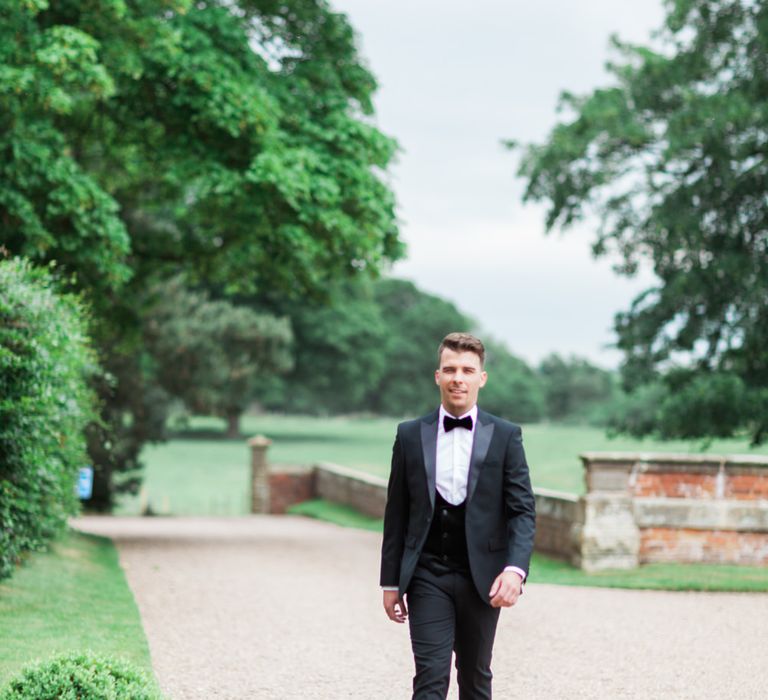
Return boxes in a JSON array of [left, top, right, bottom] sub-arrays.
[[0, 258, 98, 579], [0, 652, 161, 700]]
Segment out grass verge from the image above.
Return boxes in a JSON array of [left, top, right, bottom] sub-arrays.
[[288, 498, 768, 592], [287, 498, 384, 532], [0, 529, 158, 692]]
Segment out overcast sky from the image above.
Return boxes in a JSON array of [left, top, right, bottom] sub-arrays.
[[331, 0, 666, 368]]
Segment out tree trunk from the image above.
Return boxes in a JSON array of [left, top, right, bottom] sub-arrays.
[[226, 411, 241, 439]]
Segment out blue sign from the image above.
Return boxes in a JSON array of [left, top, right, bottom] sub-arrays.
[[77, 467, 94, 500]]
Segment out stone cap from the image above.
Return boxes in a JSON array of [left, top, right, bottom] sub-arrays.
[[314, 462, 388, 488], [580, 452, 768, 469], [533, 487, 580, 503], [268, 463, 312, 475], [248, 435, 272, 448]]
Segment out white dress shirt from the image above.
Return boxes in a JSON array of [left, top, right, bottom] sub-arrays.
[[436, 404, 478, 505], [382, 405, 526, 590]]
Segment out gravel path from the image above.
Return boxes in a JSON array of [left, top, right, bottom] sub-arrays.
[[72, 516, 768, 699]]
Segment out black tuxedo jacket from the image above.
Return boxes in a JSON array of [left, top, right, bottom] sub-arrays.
[[379, 407, 536, 604]]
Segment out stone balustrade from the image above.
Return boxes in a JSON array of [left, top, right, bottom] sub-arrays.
[[251, 436, 768, 571], [579, 452, 768, 570]]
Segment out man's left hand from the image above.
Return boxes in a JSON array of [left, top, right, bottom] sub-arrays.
[[489, 570, 522, 608]]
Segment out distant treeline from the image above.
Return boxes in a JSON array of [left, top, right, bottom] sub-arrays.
[[147, 274, 621, 431], [257, 277, 620, 425]]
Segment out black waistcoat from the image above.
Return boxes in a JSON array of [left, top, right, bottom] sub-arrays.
[[419, 490, 470, 574]]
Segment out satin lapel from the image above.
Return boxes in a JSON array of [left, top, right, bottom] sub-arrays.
[[420, 410, 439, 512], [467, 410, 495, 504]]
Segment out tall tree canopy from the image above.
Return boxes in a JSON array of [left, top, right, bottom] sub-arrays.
[[1, 0, 401, 295], [515, 0, 768, 444], [0, 0, 402, 506]]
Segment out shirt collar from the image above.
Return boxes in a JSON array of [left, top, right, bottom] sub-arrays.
[[438, 404, 478, 434]]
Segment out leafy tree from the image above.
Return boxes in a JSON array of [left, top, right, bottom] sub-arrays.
[[537, 354, 618, 423], [144, 276, 292, 437], [368, 279, 476, 417], [260, 279, 388, 415], [0, 0, 402, 506], [259, 278, 545, 420], [480, 341, 545, 423], [515, 0, 768, 443], [1, 0, 400, 293]]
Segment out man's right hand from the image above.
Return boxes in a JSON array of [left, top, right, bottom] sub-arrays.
[[383, 590, 408, 623]]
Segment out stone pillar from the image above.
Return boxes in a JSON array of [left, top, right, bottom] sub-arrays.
[[578, 453, 640, 571], [577, 493, 639, 571], [249, 435, 272, 514]]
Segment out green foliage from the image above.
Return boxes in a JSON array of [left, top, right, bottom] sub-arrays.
[[144, 275, 292, 435], [0, 652, 160, 700], [0, 2, 130, 293], [368, 278, 476, 416], [83, 347, 171, 511], [528, 551, 768, 592], [287, 498, 383, 532], [1, 0, 401, 297], [538, 354, 618, 424], [259, 277, 611, 423], [258, 277, 475, 416], [515, 0, 768, 443], [0, 0, 403, 508], [605, 382, 667, 438], [476, 340, 545, 423], [0, 531, 156, 690], [609, 372, 766, 442], [261, 279, 388, 415], [0, 258, 97, 579]]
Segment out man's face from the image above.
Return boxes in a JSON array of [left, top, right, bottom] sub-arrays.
[[435, 347, 487, 417]]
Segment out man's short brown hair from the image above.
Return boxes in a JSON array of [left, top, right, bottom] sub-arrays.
[[437, 332, 485, 368]]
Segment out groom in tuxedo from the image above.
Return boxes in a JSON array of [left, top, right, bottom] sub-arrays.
[[380, 332, 536, 700]]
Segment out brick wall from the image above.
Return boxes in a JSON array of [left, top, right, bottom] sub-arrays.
[[634, 472, 718, 499], [640, 528, 768, 565], [268, 466, 315, 515], [259, 450, 768, 570], [726, 472, 768, 500], [581, 452, 768, 568]]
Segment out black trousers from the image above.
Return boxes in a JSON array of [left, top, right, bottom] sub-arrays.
[[407, 565, 501, 700]]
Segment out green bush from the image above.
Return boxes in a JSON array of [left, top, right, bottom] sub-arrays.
[[0, 652, 160, 700], [0, 258, 98, 579]]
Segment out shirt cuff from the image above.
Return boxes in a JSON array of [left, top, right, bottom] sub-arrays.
[[381, 586, 399, 591], [504, 565, 527, 581]]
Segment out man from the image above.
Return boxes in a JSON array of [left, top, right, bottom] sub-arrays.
[[380, 332, 536, 700]]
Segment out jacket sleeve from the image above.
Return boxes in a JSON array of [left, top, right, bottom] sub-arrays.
[[379, 430, 409, 587], [502, 425, 536, 577]]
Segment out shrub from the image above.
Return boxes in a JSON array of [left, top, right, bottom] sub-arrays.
[[0, 651, 161, 700], [0, 258, 98, 579]]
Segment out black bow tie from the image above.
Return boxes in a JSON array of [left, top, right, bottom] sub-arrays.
[[443, 414, 473, 432]]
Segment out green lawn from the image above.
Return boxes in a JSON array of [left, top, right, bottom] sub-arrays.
[[288, 499, 768, 592], [0, 530, 158, 691], [118, 414, 768, 515]]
